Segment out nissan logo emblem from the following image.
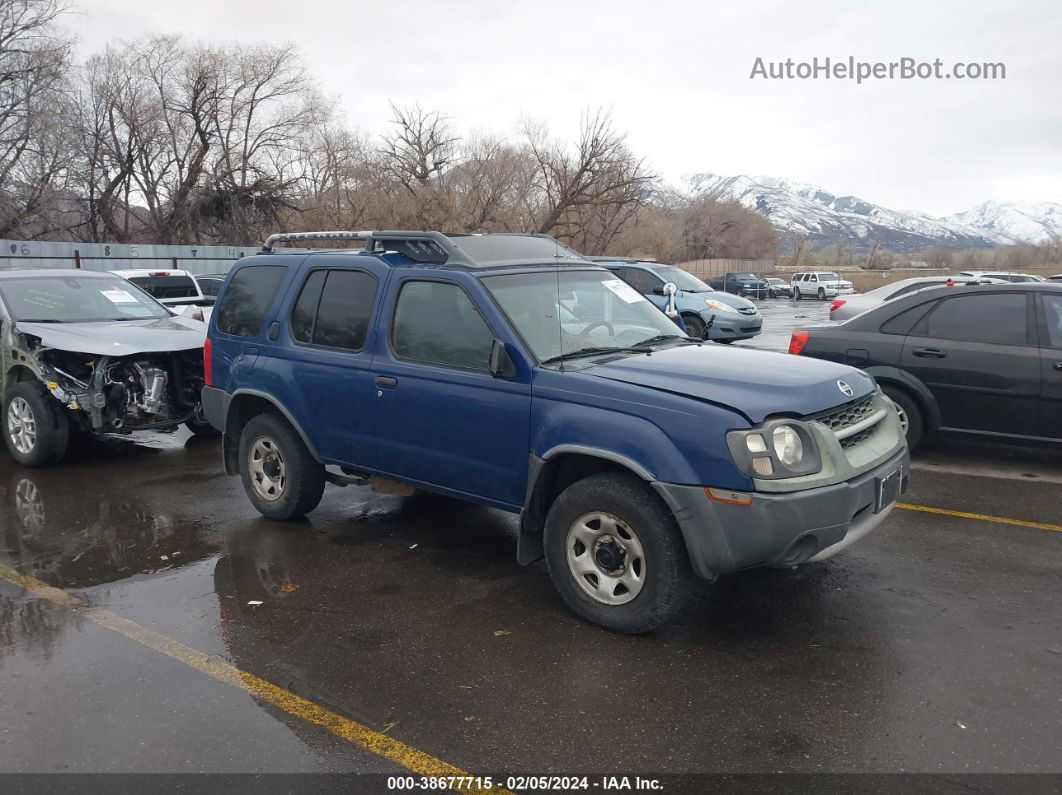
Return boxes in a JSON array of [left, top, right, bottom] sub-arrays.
[[837, 380, 854, 397]]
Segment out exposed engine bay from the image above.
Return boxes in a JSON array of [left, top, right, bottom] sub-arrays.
[[25, 343, 206, 433]]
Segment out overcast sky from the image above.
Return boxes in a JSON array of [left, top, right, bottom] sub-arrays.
[[67, 0, 1061, 216]]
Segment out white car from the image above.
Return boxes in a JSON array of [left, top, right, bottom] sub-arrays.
[[830, 275, 1006, 320], [110, 269, 213, 323], [957, 270, 1044, 283], [791, 271, 855, 301]]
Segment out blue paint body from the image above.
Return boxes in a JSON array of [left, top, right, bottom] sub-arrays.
[[207, 252, 873, 512]]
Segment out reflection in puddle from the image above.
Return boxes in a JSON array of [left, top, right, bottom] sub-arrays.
[[0, 469, 218, 589]]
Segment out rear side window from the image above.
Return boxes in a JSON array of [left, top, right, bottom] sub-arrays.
[[622, 267, 662, 295], [290, 269, 377, 350], [880, 300, 938, 335], [888, 280, 945, 299], [917, 293, 1028, 345], [127, 275, 197, 299], [216, 266, 286, 337], [392, 281, 493, 370], [1043, 295, 1062, 348]]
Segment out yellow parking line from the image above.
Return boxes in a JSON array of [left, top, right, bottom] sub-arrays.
[[896, 503, 1062, 533], [0, 562, 504, 792]]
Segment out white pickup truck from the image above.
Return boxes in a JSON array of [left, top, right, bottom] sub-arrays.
[[791, 271, 855, 301], [110, 269, 215, 323]]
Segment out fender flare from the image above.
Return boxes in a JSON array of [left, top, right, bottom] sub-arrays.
[[863, 366, 941, 430], [222, 389, 323, 474]]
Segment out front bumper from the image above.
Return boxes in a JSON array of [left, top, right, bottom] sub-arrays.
[[652, 446, 909, 581], [705, 311, 762, 340]]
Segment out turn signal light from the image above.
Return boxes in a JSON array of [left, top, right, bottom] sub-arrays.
[[830, 299, 846, 313], [705, 488, 754, 506], [789, 330, 810, 355]]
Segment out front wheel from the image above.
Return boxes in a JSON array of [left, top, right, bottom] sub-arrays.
[[543, 472, 693, 634], [883, 386, 924, 451], [239, 411, 325, 520], [3, 382, 69, 467], [817, 287, 826, 300], [768, 289, 777, 298], [682, 314, 707, 340]]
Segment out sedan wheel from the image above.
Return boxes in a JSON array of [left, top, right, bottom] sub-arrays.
[[565, 511, 646, 605], [7, 396, 37, 455]]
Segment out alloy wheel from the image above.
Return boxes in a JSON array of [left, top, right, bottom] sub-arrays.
[[7, 397, 37, 455]]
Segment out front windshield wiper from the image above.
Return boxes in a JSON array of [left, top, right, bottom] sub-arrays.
[[17, 318, 66, 323], [542, 346, 652, 365], [632, 334, 699, 347]]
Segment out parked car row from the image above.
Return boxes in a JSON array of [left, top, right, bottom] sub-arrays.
[[829, 275, 1006, 320], [791, 282, 1062, 450]]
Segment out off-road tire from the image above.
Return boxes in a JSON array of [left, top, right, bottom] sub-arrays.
[[544, 472, 693, 634], [3, 381, 70, 467], [882, 385, 925, 451], [682, 314, 707, 340], [239, 411, 325, 520]]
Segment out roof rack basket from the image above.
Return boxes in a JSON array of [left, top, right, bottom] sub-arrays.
[[260, 230, 474, 266]]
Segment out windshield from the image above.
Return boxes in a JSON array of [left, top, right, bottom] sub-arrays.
[[0, 275, 170, 322], [733, 272, 756, 280], [652, 267, 712, 292], [483, 270, 688, 362]]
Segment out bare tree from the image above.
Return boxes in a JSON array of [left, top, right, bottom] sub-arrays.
[[0, 0, 75, 237], [522, 109, 654, 241]]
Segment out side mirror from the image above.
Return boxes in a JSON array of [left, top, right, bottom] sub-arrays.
[[489, 339, 515, 378], [662, 282, 677, 297], [661, 282, 679, 319]]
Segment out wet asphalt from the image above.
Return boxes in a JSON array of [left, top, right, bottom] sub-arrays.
[[1, 299, 1060, 777]]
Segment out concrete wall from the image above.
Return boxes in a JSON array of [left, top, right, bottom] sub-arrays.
[[0, 240, 262, 275]]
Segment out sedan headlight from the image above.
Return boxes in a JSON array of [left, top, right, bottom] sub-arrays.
[[704, 299, 739, 314], [726, 420, 821, 479]]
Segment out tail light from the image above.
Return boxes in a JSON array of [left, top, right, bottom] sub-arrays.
[[830, 299, 846, 313], [203, 337, 213, 386], [789, 330, 810, 355]]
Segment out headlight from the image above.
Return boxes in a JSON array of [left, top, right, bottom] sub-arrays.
[[726, 420, 821, 480], [704, 299, 738, 314], [772, 425, 803, 466]]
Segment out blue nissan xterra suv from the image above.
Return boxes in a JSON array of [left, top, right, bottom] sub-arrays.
[[202, 231, 909, 633]]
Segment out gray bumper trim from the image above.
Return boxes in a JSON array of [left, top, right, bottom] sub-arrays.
[[200, 386, 230, 432], [653, 447, 909, 581]]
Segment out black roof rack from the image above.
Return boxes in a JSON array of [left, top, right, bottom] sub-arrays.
[[259, 230, 591, 269]]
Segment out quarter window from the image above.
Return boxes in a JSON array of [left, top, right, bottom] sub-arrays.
[[215, 266, 286, 337], [919, 293, 1028, 345], [392, 281, 494, 370], [1043, 295, 1062, 348]]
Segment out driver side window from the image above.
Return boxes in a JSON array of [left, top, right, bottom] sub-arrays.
[[621, 268, 663, 295]]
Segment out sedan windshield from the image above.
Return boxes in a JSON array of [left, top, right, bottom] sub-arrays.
[[0, 275, 170, 322], [483, 270, 688, 362], [653, 267, 712, 293]]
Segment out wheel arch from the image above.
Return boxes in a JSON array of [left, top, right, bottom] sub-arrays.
[[222, 390, 322, 475], [864, 366, 941, 431], [517, 446, 657, 565]]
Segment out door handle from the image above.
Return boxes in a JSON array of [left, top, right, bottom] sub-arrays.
[[1055, 361, 1062, 371], [375, 376, 398, 388], [913, 347, 947, 359]]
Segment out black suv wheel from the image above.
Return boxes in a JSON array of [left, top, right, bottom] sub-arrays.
[[239, 411, 325, 520], [3, 382, 70, 467], [543, 472, 693, 633]]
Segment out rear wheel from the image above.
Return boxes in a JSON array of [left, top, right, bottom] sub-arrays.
[[3, 382, 69, 467], [883, 385, 924, 451], [682, 314, 707, 340], [239, 412, 325, 520], [543, 472, 693, 634], [794, 287, 802, 301], [185, 417, 220, 437]]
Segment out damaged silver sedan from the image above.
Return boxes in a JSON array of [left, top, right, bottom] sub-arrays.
[[0, 269, 216, 466]]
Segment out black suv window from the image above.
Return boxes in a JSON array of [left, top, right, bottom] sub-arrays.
[[392, 281, 493, 370], [622, 267, 662, 295], [291, 269, 377, 350], [216, 266, 286, 337], [918, 292, 1028, 345], [1043, 294, 1062, 348]]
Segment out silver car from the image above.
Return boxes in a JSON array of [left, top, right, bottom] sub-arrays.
[[829, 275, 1004, 321]]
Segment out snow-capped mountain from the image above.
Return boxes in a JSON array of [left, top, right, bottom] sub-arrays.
[[689, 173, 1062, 252]]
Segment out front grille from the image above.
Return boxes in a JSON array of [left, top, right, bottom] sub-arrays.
[[741, 326, 761, 333], [815, 394, 875, 433], [840, 425, 877, 449]]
